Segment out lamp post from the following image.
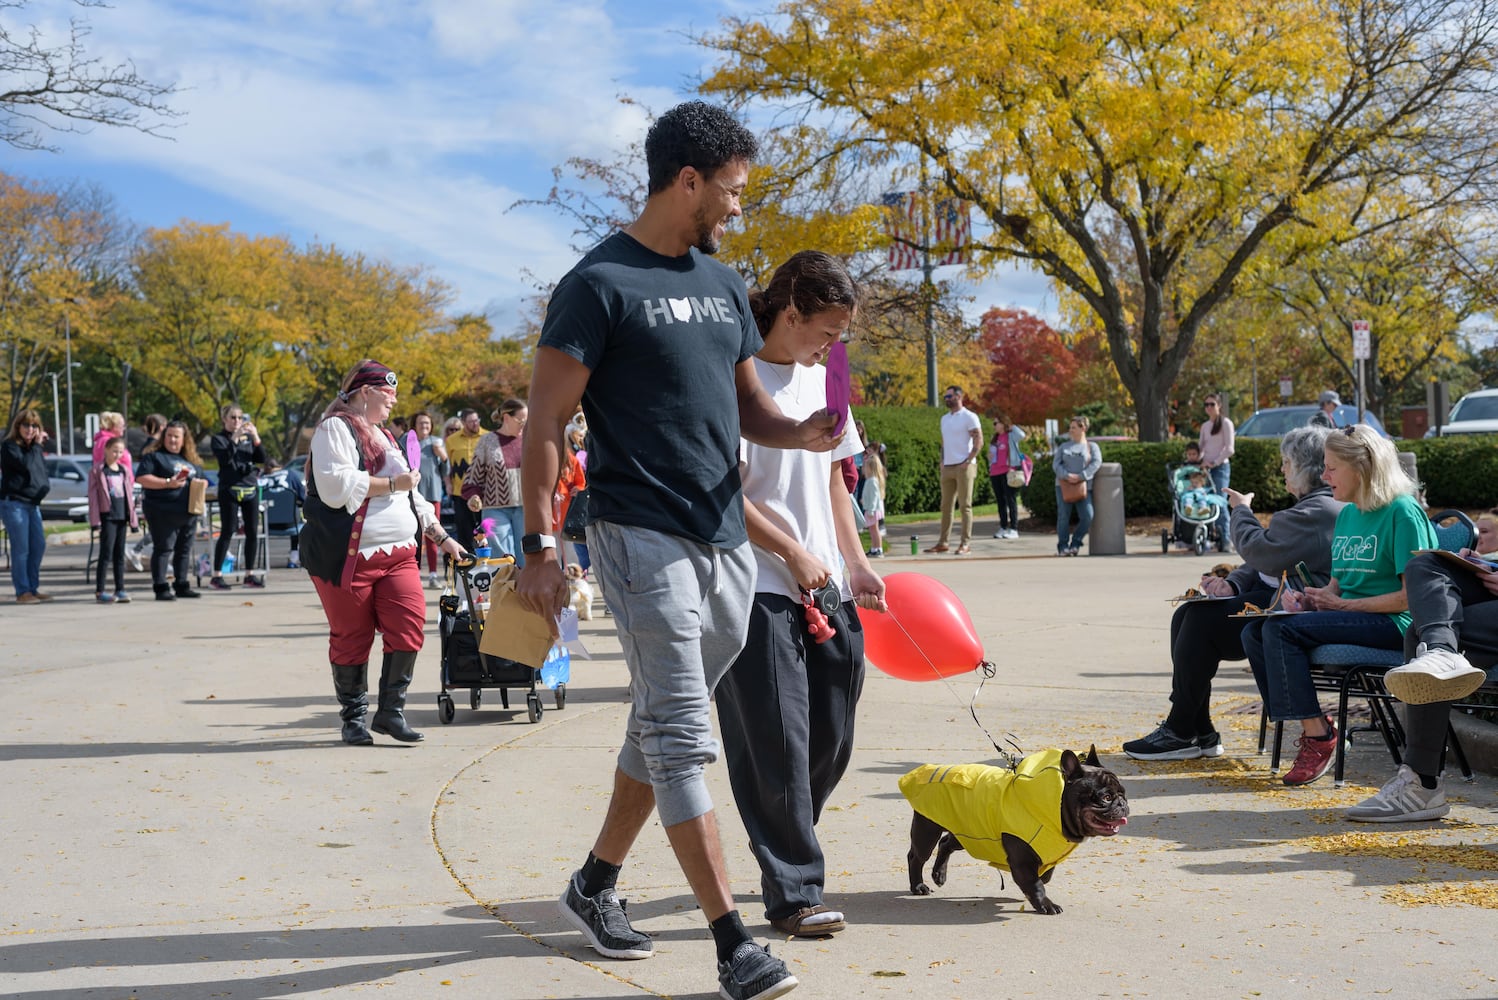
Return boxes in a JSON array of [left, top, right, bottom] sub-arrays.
[[46, 372, 62, 452], [1250, 338, 1259, 413], [63, 311, 74, 453]]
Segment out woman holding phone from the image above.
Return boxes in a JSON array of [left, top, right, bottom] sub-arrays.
[[136, 420, 205, 601]]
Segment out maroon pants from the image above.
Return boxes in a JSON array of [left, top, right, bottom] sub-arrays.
[[311, 544, 427, 665]]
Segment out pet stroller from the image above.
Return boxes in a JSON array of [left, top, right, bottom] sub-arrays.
[[436, 557, 567, 725], [1160, 462, 1228, 556]]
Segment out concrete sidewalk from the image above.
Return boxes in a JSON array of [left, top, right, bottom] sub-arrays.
[[2, 531, 1495, 999]]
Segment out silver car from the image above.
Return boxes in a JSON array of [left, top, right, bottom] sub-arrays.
[[42, 454, 92, 521], [1434, 388, 1498, 436]]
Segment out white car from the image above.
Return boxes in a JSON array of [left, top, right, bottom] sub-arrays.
[[1435, 388, 1498, 436]]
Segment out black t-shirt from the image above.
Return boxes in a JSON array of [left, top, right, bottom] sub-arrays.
[[136, 450, 197, 514], [103, 466, 129, 521], [538, 232, 762, 547]]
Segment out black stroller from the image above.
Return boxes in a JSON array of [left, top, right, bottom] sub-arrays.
[[436, 557, 567, 725], [1160, 462, 1228, 556]]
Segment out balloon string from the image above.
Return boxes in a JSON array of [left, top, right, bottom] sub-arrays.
[[883, 615, 1023, 770]]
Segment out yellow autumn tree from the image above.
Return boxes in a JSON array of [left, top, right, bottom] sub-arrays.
[[274, 244, 482, 458], [0, 171, 123, 427], [704, 0, 1498, 439], [111, 222, 296, 432]]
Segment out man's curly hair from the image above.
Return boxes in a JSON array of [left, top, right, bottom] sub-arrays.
[[645, 101, 759, 194]]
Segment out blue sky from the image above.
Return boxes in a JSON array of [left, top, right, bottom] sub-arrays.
[[7, 0, 1055, 335]]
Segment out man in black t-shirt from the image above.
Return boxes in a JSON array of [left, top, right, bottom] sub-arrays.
[[517, 101, 839, 1000]]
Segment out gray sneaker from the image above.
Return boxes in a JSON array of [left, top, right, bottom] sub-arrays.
[[558, 871, 653, 959], [1384, 644, 1487, 705], [718, 941, 798, 1000], [1346, 765, 1449, 823]]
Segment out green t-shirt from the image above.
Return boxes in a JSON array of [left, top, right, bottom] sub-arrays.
[[1329, 493, 1436, 633]]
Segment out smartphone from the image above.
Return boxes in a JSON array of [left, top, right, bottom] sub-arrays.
[[1293, 561, 1313, 591]]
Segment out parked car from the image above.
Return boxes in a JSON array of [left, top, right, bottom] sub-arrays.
[[1236, 405, 1391, 438], [1432, 388, 1498, 436], [41, 454, 92, 521]]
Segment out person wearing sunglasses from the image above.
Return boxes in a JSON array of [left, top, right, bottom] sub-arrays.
[[0, 410, 53, 604]]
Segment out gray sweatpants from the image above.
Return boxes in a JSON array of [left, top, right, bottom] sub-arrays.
[[1401, 552, 1498, 775], [587, 520, 755, 827]]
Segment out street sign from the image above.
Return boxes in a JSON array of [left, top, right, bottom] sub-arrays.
[[1352, 320, 1371, 360], [1279, 378, 1292, 398]]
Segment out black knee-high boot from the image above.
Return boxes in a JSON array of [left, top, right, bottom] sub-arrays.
[[370, 650, 424, 743], [331, 662, 373, 746]]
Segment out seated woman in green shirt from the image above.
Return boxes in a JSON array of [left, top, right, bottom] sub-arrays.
[[1241, 425, 1437, 787]]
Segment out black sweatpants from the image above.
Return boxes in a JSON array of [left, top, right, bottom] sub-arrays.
[[148, 510, 195, 590], [96, 519, 128, 594], [1164, 583, 1277, 740], [715, 593, 865, 922], [213, 490, 259, 574], [1399, 553, 1498, 775]]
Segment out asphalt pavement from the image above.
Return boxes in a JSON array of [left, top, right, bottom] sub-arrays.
[[2, 524, 1495, 999]]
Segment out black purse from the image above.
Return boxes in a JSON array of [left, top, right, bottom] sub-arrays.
[[562, 488, 589, 543]]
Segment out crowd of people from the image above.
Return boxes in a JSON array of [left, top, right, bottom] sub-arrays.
[[5, 97, 1493, 1000]]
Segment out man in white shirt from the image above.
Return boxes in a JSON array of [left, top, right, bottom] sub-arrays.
[[928, 385, 983, 554]]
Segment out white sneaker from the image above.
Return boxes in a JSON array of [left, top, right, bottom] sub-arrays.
[[427, 572, 440, 589], [1006, 528, 1019, 539], [1346, 765, 1449, 822], [1384, 644, 1487, 705], [126, 550, 144, 572]]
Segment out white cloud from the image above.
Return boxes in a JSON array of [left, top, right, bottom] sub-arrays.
[[21, 0, 1057, 335]]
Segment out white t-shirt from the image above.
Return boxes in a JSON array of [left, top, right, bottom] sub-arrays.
[[739, 358, 863, 601], [312, 418, 438, 557], [941, 406, 982, 465]]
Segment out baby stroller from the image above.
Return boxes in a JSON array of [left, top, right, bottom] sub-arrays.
[[436, 556, 567, 725], [1161, 462, 1228, 556]]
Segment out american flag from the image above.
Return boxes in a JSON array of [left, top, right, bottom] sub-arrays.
[[880, 192, 971, 270], [933, 198, 971, 266], [881, 191, 921, 271]]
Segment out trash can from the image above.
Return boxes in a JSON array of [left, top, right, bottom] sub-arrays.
[[1089, 462, 1126, 556]]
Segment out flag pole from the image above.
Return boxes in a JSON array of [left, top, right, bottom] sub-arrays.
[[920, 162, 937, 406]]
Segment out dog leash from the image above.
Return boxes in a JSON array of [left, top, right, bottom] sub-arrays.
[[881, 614, 1024, 769]]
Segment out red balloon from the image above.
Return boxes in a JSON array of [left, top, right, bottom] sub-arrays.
[[861, 572, 987, 681]]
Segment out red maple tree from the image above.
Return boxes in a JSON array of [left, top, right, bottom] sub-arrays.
[[973, 307, 1079, 423]]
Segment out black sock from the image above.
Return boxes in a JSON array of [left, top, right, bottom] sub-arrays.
[[1417, 772, 1439, 790], [709, 910, 752, 963], [1312, 729, 1336, 741], [579, 853, 621, 897]]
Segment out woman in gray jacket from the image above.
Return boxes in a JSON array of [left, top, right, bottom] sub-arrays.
[[1124, 426, 1342, 760], [1052, 415, 1102, 556]]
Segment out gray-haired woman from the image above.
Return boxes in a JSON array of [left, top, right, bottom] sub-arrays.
[[1125, 426, 1343, 760]]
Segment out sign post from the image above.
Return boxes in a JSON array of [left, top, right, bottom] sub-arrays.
[[1352, 320, 1371, 425]]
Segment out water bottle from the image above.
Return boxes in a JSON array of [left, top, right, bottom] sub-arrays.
[[221, 554, 235, 575], [909, 535, 919, 555]]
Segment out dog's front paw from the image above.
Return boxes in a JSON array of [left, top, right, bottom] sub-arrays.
[[911, 881, 932, 896], [1029, 897, 1063, 915]]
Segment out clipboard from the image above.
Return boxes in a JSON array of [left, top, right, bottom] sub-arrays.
[[1414, 548, 1498, 575]]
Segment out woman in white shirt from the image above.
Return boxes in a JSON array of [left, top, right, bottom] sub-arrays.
[[300, 360, 466, 745]]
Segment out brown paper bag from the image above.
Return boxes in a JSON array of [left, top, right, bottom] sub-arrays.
[[478, 582, 556, 668], [187, 477, 208, 516]]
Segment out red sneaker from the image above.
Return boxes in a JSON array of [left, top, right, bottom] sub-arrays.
[[1283, 726, 1337, 786]]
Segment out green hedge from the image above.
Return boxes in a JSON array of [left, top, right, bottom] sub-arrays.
[[1399, 435, 1498, 509], [855, 405, 993, 515], [852, 408, 1498, 519]]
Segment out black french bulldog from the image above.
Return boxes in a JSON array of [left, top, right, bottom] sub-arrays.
[[903, 746, 1129, 914]]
